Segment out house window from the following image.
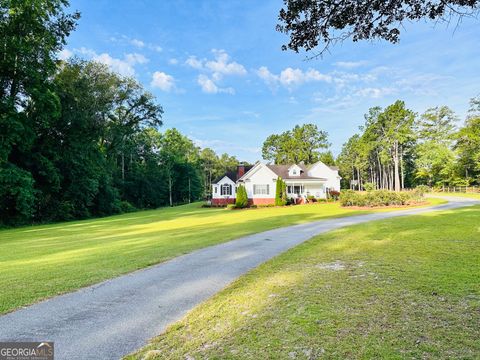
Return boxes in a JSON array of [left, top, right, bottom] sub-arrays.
[[253, 184, 269, 195], [221, 184, 232, 196], [214, 186, 217, 194], [292, 170, 297, 175]]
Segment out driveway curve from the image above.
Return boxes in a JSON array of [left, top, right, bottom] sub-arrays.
[[0, 196, 477, 360]]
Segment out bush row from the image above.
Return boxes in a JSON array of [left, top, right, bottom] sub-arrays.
[[340, 189, 425, 207]]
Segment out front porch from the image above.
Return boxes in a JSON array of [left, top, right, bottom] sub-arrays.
[[285, 180, 327, 202]]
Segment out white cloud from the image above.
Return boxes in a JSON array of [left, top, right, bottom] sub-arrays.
[[256, 66, 332, 89], [125, 53, 149, 65], [149, 44, 162, 52], [334, 61, 368, 69], [197, 74, 234, 94], [110, 35, 162, 52], [130, 38, 145, 48], [355, 87, 396, 98], [187, 50, 245, 94], [205, 49, 246, 80], [151, 71, 175, 92], [185, 56, 204, 69], [169, 58, 179, 65], [58, 49, 73, 60], [74, 48, 149, 76], [197, 74, 218, 93]]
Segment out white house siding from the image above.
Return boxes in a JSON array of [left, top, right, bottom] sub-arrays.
[[242, 165, 277, 202], [212, 176, 236, 200], [308, 162, 341, 191]]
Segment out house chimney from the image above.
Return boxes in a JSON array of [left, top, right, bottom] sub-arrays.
[[237, 165, 245, 178]]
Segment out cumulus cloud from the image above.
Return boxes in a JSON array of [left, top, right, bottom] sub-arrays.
[[151, 71, 175, 92], [257, 66, 332, 89], [355, 87, 396, 98], [130, 38, 145, 48], [185, 56, 203, 69], [58, 49, 73, 60], [205, 49, 247, 80], [110, 35, 162, 52], [168, 58, 179, 65], [186, 50, 246, 94], [334, 61, 368, 69], [125, 53, 149, 65], [197, 74, 234, 94], [75, 48, 149, 76]]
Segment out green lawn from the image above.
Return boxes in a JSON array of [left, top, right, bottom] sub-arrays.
[[0, 199, 444, 314], [432, 192, 480, 200], [130, 204, 480, 360]]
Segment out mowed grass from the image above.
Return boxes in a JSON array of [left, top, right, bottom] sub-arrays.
[[0, 199, 443, 314], [432, 192, 480, 200], [130, 204, 480, 360], [0, 198, 446, 315]]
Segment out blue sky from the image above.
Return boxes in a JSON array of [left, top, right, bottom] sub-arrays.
[[62, 0, 480, 162]]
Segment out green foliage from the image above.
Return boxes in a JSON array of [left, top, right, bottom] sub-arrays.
[[363, 182, 375, 191], [414, 185, 430, 197], [275, 177, 287, 206], [0, 165, 36, 225], [262, 123, 330, 164], [318, 151, 336, 165], [235, 185, 248, 208], [340, 190, 422, 207]]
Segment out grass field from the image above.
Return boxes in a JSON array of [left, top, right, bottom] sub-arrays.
[[0, 199, 443, 314], [432, 192, 480, 200], [130, 203, 480, 360]]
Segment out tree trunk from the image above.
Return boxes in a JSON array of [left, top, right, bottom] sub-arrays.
[[168, 174, 173, 207], [393, 141, 401, 192], [400, 146, 405, 190], [121, 152, 125, 180]]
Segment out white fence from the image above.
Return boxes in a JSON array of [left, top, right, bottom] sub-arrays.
[[435, 186, 480, 193]]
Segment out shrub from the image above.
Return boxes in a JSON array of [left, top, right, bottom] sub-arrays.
[[307, 195, 316, 202], [328, 190, 340, 201], [363, 182, 375, 191], [119, 201, 136, 213], [275, 177, 287, 206], [235, 185, 248, 208], [226, 204, 236, 210], [340, 190, 423, 207], [414, 185, 430, 197]]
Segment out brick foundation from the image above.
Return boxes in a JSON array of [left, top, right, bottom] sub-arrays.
[[249, 198, 275, 205], [211, 198, 275, 206], [211, 198, 235, 206]]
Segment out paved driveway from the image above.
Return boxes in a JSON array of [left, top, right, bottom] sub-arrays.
[[0, 196, 477, 359]]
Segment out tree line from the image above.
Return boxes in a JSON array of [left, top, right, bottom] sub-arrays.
[[337, 100, 480, 191], [0, 1, 242, 225]]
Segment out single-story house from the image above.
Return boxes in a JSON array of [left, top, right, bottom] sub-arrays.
[[211, 161, 341, 206]]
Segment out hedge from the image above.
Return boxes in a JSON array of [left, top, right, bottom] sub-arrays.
[[340, 189, 424, 207]]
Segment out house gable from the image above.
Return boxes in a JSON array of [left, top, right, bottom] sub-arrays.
[[288, 164, 303, 177], [308, 161, 341, 191]]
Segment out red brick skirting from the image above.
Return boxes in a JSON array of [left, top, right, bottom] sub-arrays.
[[249, 198, 275, 205], [212, 198, 275, 206], [211, 198, 235, 206]]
